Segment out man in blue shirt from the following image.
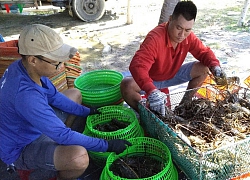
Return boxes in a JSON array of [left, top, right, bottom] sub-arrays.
[[0, 24, 131, 179], [0, 34, 4, 42]]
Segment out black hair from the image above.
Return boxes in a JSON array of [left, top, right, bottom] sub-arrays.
[[172, 0, 197, 21]]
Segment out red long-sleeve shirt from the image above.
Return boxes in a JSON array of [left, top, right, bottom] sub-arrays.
[[129, 23, 220, 95]]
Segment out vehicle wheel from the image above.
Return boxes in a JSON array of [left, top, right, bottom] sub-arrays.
[[72, 0, 105, 22]]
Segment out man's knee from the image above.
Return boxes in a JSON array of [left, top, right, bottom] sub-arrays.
[[54, 146, 89, 170], [191, 62, 209, 78], [120, 77, 139, 92], [70, 148, 89, 170], [195, 62, 209, 71], [62, 88, 82, 104], [121, 77, 131, 88]]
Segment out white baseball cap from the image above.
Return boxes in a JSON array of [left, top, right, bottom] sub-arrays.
[[18, 24, 77, 62]]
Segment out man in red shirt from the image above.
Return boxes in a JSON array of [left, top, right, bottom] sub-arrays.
[[120, 1, 226, 116]]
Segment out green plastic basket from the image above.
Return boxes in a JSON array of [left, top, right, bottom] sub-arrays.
[[101, 137, 178, 180], [84, 106, 142, 139], [74, 70, 123, 107], [100, 167, 107, 180], [83, 106, 144, 167], [87, 127, 144, 167]]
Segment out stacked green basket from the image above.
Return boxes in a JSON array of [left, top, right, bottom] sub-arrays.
[[83, 106, 144, 167], [101, 137, 178, 180], [74, 70, 124, 107]]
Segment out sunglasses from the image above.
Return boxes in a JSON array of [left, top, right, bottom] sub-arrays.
[[35, 56, 62, 70]]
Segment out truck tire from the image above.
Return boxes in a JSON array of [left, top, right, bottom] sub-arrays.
[[72, 0, 105, 22]]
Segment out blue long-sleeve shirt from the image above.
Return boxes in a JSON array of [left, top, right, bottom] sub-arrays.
[[0, 60, 108, 165]]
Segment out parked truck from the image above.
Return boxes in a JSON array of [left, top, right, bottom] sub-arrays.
[[0, 0, 108, 22]]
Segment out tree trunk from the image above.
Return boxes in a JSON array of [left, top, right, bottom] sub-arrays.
[[158, 0, 180, 24], [127, 0, 132, 24], [237, 0, 250, 26]]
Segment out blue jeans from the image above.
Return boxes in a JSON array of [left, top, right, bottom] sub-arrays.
[[122, 61, 195, 93]]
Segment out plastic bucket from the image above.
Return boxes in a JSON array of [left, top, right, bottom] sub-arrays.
[[101, 137, 178, 180], [74, 70, 123, 107]]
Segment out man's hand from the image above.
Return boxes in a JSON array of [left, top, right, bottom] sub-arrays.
[[210, 66, 227, 85], [147, 89, 167, 116], [107, 139, 132, 154], [89, 107, 101, 115]]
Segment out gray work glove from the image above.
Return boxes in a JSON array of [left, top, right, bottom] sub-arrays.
[[147, 89, 167, 116], [210, 66, 227, 85]]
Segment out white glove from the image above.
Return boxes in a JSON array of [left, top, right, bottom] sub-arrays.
[[148, 90, 167, 116], [210, 66, 223, 77], [210, 66, 227, 85]]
